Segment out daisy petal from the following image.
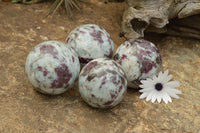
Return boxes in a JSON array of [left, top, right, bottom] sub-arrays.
[[162, 93, 172, 104], [157, 94, 162, 103], [163, 69, 169, 79], [151, 93, 157, 103], [158, 71, 163, 79], [139, 88, 153, 92], [165, 94, 172, 103], [139, 92, 149, 99], [140, 78, 152, 84], [162, 93, 169, 104], [166, 91, 180, 99], [165, 81, 180, 88], [140, 80, 147, 84], [139, 84, 152, 89], [166, 88, 182, 94], [146, 78, 152, 82], [146, 91, 154, 101], [164, 74, 173, 84], [171, 94, 180, 99]]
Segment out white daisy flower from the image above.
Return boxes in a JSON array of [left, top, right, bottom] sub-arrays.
[[139, 69, 182, 104]]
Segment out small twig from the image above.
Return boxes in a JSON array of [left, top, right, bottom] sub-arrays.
[[71, 0, 80, 11], [45, 0, 89, 19], [45, 0, 61, 18], [52, 0, 64, 16], [65, 0, 73, 18]]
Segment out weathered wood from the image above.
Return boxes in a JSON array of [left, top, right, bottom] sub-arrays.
[[146, 15, 200, 39], [120, 0, 200, 39]]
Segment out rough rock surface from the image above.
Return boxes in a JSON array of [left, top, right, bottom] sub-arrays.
[[0, 0, 200, 132]]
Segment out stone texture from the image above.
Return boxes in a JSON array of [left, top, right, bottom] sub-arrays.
[[0, 1, 200, 133]]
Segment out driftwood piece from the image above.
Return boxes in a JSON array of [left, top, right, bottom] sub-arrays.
[[120, 0, 200, 39], [146, 15, 200, 39]]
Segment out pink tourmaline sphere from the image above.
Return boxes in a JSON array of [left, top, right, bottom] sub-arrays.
[[79, 58, 127, 108], [66, 24, 114, 66], [114, 39, 162, 88], [25, 41, 80, 95]]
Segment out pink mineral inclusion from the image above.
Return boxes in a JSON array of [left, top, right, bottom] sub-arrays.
[[99, 77, 107, 89], [90, 29, 104, 44], [108, 48, 113, 58], [40, 45, 58, 59], [142, 60, 157, 74], [110, 92, 116, 99], [72, 56, 75, 63], [112, 76, 120, 86], [51, 64, 72, 88], [135, 39, 158, 52], [38, 66, 49, 76], [118, 85, 123, 92], [66, 38, 70, 43], [83, 61, 98, 72], [103, 100, 114, 105], [118, 54, 128, 65]]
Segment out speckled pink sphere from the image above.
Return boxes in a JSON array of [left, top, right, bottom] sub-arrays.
[[65, 24, 114, 66], [25, 41, 80, 95], [114, 39, 162, 88], [79, 58, 127, 108]]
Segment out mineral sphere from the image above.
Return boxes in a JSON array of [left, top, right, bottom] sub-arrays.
[[66, 24, 114, 66], [79, 58, 127, 108], [25, 41, 80, 95], [114, 39, 162, 88]]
